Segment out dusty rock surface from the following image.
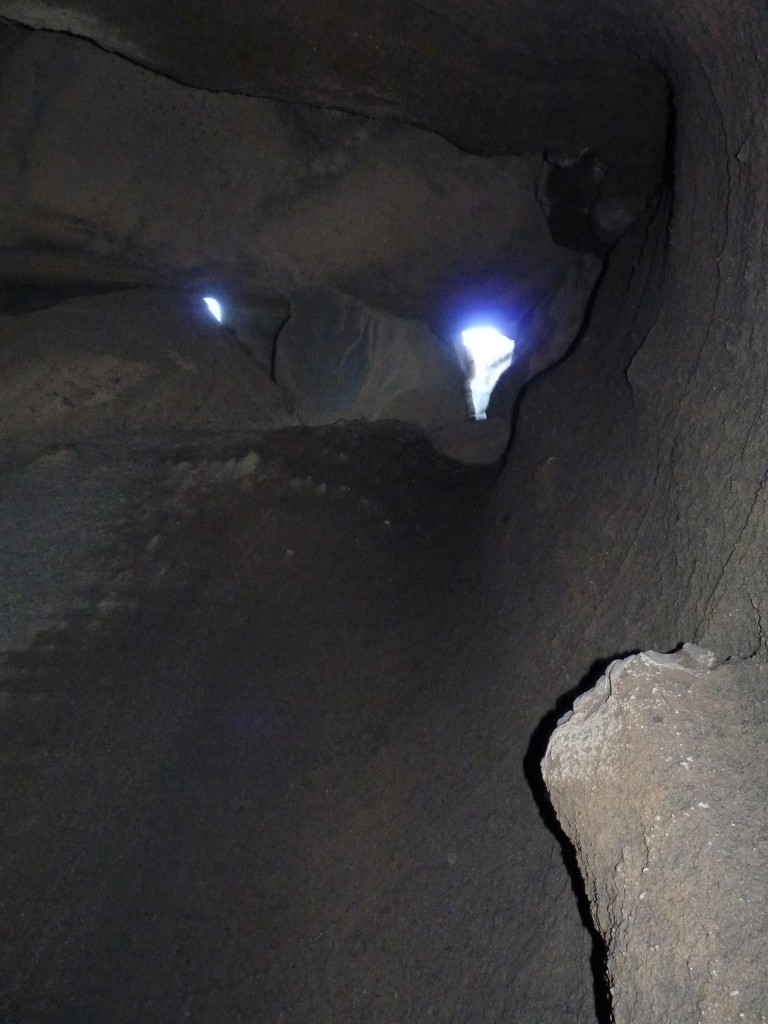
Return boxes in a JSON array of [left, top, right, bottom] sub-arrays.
[[1, 1, 767, 1020], [273, 286, 515, 464], [0, 423, 596, 1023], [212, 290, 290, 376], [542, 646, 768, 1023], [0, 283, 511, 466], [0, 287, 297, 454]]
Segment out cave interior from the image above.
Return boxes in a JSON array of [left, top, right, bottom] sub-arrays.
[[1, 2, 767, 1022]]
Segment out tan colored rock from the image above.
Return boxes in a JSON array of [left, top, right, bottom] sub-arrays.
[[542, 646, 768, 1023]]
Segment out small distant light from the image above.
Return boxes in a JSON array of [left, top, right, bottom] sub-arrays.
[[460, 326, 515, 420], [203, 296, 222, 322]]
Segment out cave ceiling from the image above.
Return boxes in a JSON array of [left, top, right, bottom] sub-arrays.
[[0, 0, 669, 341], [2, 0, 665, 159]]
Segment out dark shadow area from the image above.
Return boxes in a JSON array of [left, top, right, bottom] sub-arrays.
[[0, 278, 145, 315], [493, 80, 673, 477], [491, 233, 616, 475], [523, 650, 640, 1024]]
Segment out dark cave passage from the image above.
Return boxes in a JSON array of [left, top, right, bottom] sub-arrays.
[[1, 2, 768, 1022]]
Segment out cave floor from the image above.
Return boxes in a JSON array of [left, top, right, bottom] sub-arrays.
[[0, 424, 595, 1023]]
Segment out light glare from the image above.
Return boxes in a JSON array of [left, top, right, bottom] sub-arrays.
[[203, 296, 223, 322], [460, 326, 515, 420]]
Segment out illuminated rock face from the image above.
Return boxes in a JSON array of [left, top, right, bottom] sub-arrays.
[[542, 647, 768, 1022], [274, 287, 468, 433]]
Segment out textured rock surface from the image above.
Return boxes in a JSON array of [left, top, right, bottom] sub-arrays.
[[0, 288, 297, 453], [0, 26, 596, 337], [542, 646, 768, 1022], [0, 0, 669, 192], [0, 0, 767, 1021], [274, 287, 468, 432], [0, 425, 598, 1024], [485, 250, 602, 420]]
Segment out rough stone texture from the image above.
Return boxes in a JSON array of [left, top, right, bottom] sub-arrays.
[[538, 150, 653, 256], [0, 287, 297, 454], [0, 0, 669, 194], [0, 425, 596, 1024], [485, 250, 602, 420], [486, 0, 768, 643], [0, 0, 767, 1020], [542, 646, 768, 1022], [0, 25, 598, 339], [274, 287, 468, 432], [477, 0, 768, 734]]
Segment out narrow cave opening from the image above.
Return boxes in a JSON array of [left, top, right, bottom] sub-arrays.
[[0, 5, 712, 1022], [203, 295, 223, 323], [459, 325, 516, 419]]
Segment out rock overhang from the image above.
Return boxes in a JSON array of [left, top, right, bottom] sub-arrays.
[[0, 1, 668, 150], [0, 0, 670, 259], [0, 19, 630, 384], [0, 0, 672, 462]]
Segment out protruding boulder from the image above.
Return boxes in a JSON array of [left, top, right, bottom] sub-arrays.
[[542, 646, 768, 1023]]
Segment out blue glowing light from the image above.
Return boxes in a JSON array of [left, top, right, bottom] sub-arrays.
[[203, 296, 223, 323], [460, 326, 515, 420]]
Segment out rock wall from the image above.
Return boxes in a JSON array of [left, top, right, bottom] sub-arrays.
[[0, 25, 596, 337], [1, 0, 767, 1018], [0, 288, 297, 456], [542, 647, 768, 1022], [468, 1, 768, 1012], [0, 0, 670, 182], [480, 0, 768, 694]]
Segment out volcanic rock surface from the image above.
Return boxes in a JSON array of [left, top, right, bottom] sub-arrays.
[[274, 286, 468, 429], [0, 288, 297, 455], [543, 646, 768, 1022], [1, 1, 767, 1022], [0, 25, 601, 339]]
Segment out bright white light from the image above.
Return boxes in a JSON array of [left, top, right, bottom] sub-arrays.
[[460, 326, 515, 420], [203, 296, 223, 322]]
